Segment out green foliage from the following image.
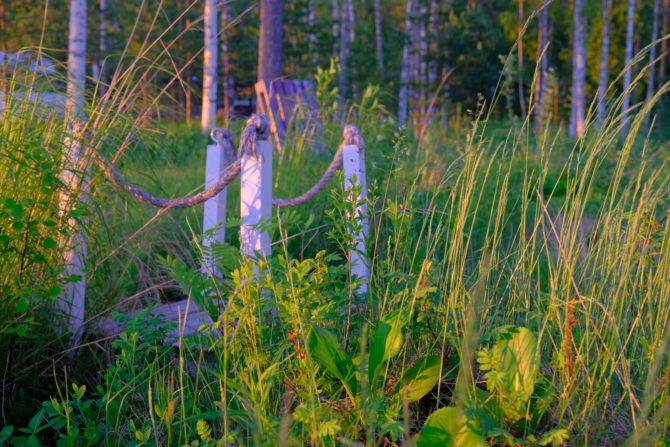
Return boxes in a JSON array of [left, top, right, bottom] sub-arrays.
[[418, 407, 486, 447], [418, 327, 565, 446], [477, 326, 540, 423]]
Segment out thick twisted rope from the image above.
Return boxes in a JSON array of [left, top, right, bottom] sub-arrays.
[[91, 115, 267, 209], [272, 124, 365, 208], [89, 116, 361, 210]]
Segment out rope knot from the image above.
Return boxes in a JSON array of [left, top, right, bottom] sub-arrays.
[[210, 127, 236, 161], [239, 114, 270, 159], [342, 124, 365, 150]]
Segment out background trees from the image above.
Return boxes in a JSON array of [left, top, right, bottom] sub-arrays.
[[0, 0, 666, 134]]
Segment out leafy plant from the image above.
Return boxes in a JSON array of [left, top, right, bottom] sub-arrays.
[[417, 327, 566, 446], [306, 310, 442, 441]]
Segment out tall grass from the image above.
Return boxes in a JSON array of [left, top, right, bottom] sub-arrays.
[[1, 8, 669, 446]]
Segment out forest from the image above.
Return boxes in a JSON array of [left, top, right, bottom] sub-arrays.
[[0, 0, 669, 445]]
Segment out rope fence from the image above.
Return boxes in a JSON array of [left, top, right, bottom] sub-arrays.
[[63, 114, 369, 340]]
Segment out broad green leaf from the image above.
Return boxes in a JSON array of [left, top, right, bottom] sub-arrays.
[[478, 326, 540, 423], [397, 355, 441, 402], [308, 325, 357, 399], [418, 407, 486, 447], [369, 310, 408, 391]]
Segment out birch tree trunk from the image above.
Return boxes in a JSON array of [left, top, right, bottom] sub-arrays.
[[201, 0, 218, 133], [98, 0, 108, 96], [338, 0, 352, 99], [258, 0, 284, 82], [398, 0, 415, 128], [534, 0, 550, 128], [621, 0, 636, 138], [644, 0, 660, 125], [518, 0, 527, 119], [597, 0, 611, 125], [61, 0, 87, 348], [374, 0, 383, 74], [221, 1, 233, 122], [570, 0, 586, 138]]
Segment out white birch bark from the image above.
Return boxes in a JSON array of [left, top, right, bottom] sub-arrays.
[[644, 0, 661, 125], [621, 0, 636, 138], [597, 0, 611, 125], [201, 0, 218, 133], [570, 0, 586, 137], [60, 0, 87, 348], [374, 0, 383, 73], [398, 0, 415, 128]]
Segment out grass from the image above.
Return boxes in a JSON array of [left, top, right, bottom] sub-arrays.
[[1, 42, 670, 447]]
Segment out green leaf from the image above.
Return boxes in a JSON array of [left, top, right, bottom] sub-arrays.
[[477, 326, 540, 423], [538, 428, 569, 446], [369, 310, 408, 391], [42, 238, 57, 249], [397, 356, 442, 402], [308, 325, 357, 399], [0, 426, 13, 444], [14, 298, 30, 314], [418, 407, 486, 447]]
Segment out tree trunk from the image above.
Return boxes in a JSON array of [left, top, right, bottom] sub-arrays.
[[570, 0, 586, 137], [621, 0, 635, 138], [338, 0, 352, 99], [398, 0, 415, 128], [374, 0, 383, 74], [644, 0, 660, 125], [258, 0, 284, 82], [534, 0, 550, 128], [597, 0, 611, 125], [61, 0, 88, 348], [221, 1, 233, 123], [518, 0, 526, 120], [67, 0, 87, 114], [98, 0, 108, 96], [201, 0, 218, 133]]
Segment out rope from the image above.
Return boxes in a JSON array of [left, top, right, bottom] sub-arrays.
[[88, 115, 362, 210], [91, 115, 267, 209], [272, 124, 365, 208]]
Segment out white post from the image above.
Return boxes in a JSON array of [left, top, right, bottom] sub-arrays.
[[240, 139, 272, 258], [342, 142, 369, 296], [202, 129, 233, 276]]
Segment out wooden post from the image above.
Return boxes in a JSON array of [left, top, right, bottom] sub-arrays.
[[240, 139, 272, 258], [342, 141, 369, 296], [202, 129, 233, 276]]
